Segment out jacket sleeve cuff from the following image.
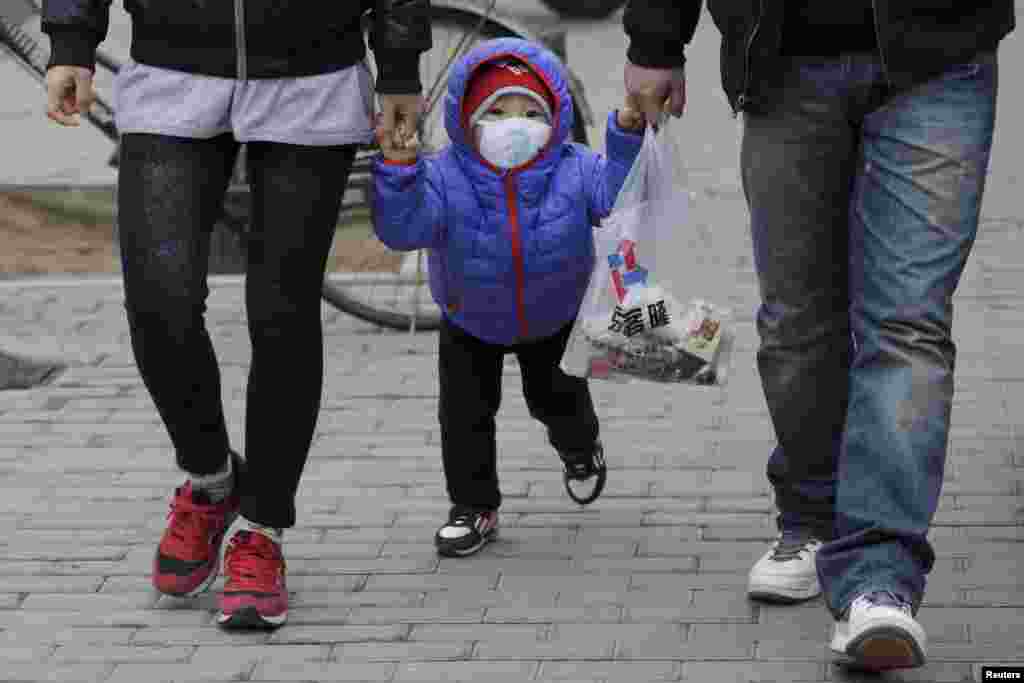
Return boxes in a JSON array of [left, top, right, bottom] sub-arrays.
[[374, 153, 424, 179], [605, 111, 644, 163], [44, 27, 99, 70], [626, 40, 686, 70], [373, 50, 423, 94]]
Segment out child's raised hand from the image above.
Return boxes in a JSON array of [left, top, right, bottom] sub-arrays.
[[377, 120, 421, 163], [616, 103, 645, 132]]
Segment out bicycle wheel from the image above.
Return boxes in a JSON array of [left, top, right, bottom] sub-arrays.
[[321, 4, 591, 332], [539, 0, 626, 19]]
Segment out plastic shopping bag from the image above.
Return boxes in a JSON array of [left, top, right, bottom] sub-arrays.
[[561, 120, 734, 386]]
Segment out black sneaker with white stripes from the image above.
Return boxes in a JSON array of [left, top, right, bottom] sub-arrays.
[[560, 441, 607, 506], [434, 506, 499, 558]]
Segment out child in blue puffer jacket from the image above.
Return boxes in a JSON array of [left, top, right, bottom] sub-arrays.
[[373, 37, 644, 557]]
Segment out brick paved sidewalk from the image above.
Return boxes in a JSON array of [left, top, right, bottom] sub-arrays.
[[0, 217, 1021, 683]]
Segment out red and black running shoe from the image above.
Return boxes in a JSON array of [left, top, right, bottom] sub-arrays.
[[217, 528, 288, 629], [152, 480, 240, 597]]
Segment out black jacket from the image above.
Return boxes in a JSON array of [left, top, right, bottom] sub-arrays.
[[624, 0, 1015, 113], [42, 0, 432, 94]]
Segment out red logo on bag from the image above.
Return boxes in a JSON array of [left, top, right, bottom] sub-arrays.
[[608, 239, 645, 303]]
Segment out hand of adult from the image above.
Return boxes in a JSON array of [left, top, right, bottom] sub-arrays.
[[624, 61, 686, 124], [378, 93, 424, 160], [376, 123, 421, 164], [45, 66, 96, 126]]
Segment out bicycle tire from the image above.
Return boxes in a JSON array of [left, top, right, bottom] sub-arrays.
[[539, 0, 626, 20], [321, 3, 593, 332]]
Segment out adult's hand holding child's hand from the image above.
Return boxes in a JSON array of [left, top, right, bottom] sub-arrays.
[[377, 93, 423, 163], [377, 121, 420, 163], [624, 61, 685, 125], [617, 103, 645, 132]]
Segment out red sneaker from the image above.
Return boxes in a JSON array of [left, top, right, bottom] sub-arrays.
[[217, 528, 288, 629], [152, 481, 240, 597]]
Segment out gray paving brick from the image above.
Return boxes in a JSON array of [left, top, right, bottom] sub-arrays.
[[20, 592, 158, 611], [499, 574, 629, 595], [394, 660, 538, 681], [628, 574, 749, 592], [921, 640, 1023, 661], [106, 659, 252, 683], [543, 624, 677, 660], [0, 609, 212, 629], [286, 556, 437, 575], [278, 575, 369, 592], [131, 626, 272, 646], [572, 556, 699, 574], [334, 641, 469, 661], [51, 644, 193, 664], [344, 607, 485, 624], [270, 543, 382, 560], [421, 589, 556, 610], [268, 624, 407, 645], [436, 556, 572, 577], [484, 605, 621, 624], [364, 573, 497, 592], [278, 607, 351, 624], [291, 591, 420, 608], [408, 624, 542, 643], [474, 635, 614, 660], [967, 608, 1024, 644], [625, 589, 755, 623], [960, 586, 1024, 607], [1, 545, 127, 561], [0, 593, 22, 608], [0, 663, 112, 683], [0, 642, 53, 662], [683, 661, 824, 681], [537, 661, 680, 681]]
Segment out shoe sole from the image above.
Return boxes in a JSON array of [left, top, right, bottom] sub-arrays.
[[436, 528, 498, 558], [833, 626, 926, 671], [747, 581, 821, 604], [217, 606, 287, 630]]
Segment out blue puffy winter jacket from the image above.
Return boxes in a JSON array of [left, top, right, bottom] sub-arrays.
[[373, 38, 643, 346]]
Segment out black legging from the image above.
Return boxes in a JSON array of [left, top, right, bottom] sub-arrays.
[[117, 133, 356, 529]]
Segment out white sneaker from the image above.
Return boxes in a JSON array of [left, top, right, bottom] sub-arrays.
[[830, 591, 927, 671], [747, 533, 822, 602]]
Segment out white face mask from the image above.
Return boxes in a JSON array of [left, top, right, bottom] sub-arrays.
[[476, 117, 552, 169]]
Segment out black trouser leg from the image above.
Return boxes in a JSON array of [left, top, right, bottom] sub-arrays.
[[438, 318, 504, 510], [117, 133, 239, 476], [239, 142, 357, 529], [516, 322, 599, 456]]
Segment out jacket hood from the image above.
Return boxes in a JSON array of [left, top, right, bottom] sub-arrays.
[[445, 38, 574, 170]]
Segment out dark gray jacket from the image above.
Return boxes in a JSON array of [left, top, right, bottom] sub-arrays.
[[624, 0, 1015, 113], [42, 0, 432, 93]]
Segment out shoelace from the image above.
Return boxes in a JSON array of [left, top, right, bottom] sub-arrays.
[[851, 590, 912, 615], [224, 531, 283, 592], [770, 532, 818, 561], [163, 489, 222, 557]]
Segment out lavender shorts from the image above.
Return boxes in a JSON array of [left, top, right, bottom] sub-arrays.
[[113, 60, 376, 147]]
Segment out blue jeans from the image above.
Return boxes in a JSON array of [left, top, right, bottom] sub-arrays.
[[740, 52, 997, 619]]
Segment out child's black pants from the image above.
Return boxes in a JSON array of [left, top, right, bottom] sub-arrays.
[[438, 317, 600, 511]]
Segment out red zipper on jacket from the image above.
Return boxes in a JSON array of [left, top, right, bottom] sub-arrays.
[[504, 173, 528, 340]]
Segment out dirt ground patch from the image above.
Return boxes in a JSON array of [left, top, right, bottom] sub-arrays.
[[0, 192, 118, 275], [0, 191, 403, 275]]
